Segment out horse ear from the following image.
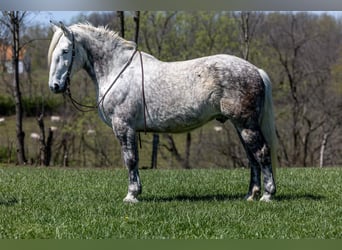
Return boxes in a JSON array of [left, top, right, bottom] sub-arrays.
[[59, 22, 71, 37], [50, 20, 59, 32], [50, 20, 73, 39]]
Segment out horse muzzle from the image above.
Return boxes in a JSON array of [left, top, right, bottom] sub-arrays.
[[49, 82, 67, 93]]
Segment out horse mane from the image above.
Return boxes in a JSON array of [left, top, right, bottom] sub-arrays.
[[48, 27, 63, 66], [48, 22, 135, 66]]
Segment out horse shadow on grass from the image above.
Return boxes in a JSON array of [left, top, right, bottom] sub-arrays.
[[141, 193, 245, 202], [274, 193, 325, 201], [141, 193, 325, 203], [0, 197, 19, 207], [140, 194, 245, 202]]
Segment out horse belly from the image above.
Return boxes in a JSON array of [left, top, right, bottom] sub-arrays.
[[146, 92, 220, 133], [148, 110, 217, 133]]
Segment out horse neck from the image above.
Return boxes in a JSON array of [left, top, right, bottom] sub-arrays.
[[80, 33, 136, 86]]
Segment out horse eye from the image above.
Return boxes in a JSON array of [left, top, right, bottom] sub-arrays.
[[62, 49, 69, 54]]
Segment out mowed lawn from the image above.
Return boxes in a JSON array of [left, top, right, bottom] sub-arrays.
[[0, 166, 341, 239]]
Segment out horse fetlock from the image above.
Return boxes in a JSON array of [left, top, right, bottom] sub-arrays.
[[128, 182, 142, 196], [265, 181, 276, 195]]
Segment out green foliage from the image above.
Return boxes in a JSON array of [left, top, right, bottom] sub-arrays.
[[0, 167, 341, 239], [0, 96, 14, 116], [1, 11, 342, 167], [0, 146, 15, 163], [0, 95, 63, 116], [22, 96, 63, 116]]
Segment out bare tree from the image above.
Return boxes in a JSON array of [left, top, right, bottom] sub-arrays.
[[264, 13, 342, 167], [0, 11, 28, 164], [117, 11, 125, 38], [234, 11, 263, 61], [37, 114, 53, 166]]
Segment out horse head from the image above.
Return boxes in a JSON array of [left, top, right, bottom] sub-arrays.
[[48, 21, 76, 93]]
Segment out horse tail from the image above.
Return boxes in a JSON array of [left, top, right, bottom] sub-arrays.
[[258, 68, 278, 178]]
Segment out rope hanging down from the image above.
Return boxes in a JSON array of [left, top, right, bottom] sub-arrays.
[[64, 39, 147, 133]]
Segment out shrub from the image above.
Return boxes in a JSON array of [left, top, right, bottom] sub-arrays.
[[0, 95, 63, 116]]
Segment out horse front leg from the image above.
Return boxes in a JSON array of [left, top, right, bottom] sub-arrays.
[[112, 119, 142, 203]]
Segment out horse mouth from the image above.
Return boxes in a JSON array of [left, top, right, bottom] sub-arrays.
[[50, 83, 67, 93]]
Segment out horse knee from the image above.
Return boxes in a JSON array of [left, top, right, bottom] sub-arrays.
[[123, 151, 138, 169]]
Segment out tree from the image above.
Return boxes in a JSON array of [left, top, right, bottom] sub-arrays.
[[37, 114, 53, 166], [141, 11, 179, 169], [0, 11, 28, 164], [262, 12, 342, 167], [234, 11, 263, 61], [117, 11, 125, 38]]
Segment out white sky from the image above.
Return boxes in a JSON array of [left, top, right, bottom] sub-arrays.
[[29, 11, 93, 26], [28, 11, 342, 27]]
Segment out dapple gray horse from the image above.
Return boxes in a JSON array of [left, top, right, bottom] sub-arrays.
[[48, 22, 277, 203]]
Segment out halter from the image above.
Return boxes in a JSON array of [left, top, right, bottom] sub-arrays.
[[64, 30, 76, 90], [62, 31, 147, 133]]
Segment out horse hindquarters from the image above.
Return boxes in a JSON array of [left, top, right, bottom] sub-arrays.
[[219, 69, 277, 201]]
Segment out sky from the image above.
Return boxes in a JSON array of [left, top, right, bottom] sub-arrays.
[[27, 11, 342, 27], [28, 11, 93, 26]]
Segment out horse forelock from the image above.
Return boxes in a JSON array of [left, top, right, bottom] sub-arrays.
[[48, 28, 63, 66]]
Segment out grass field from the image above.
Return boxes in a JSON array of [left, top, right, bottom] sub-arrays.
[[0, 166, 341, 239]]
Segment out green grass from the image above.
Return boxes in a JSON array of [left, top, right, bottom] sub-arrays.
[[0, 166, 341, 239]]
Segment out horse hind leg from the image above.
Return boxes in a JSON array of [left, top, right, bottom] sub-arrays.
[[235, 125, 262, 201], [235, 124, 276, 201]]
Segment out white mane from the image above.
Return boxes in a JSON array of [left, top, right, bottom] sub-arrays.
[[48, 23, 135, 66]]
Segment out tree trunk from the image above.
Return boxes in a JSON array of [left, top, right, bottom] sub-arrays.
[[134, 11, 140, 44], [239, 12, 250, 61], [151, 134, 159, 169], [164, 134, 183, 164], [117, 11, 125, 38], [183, 132, 191, 169], [10, 11, 26, 165], [62, 136, 69, 167], [37, 114, 53, 166], [319, 133, 328, 168]]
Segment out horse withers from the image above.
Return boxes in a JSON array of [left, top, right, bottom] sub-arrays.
[[48, 22, 277, 203]]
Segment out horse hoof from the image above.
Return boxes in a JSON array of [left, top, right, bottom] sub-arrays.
[[123, 194, 139, 203], [260, 193, 272, 202], [246, 196, 255, 202], [245, 186, 260, 201]]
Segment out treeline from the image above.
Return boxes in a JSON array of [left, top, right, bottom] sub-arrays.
[[0, 11, 341, 168]]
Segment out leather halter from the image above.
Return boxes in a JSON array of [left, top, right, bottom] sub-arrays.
[[64, 30, 76, 90]]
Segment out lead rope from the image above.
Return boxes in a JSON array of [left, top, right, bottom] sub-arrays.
[[138, 50, 147, 135], [137, 50, 147, 149], [65, 48, 138, 112], [64, 47, 148, 135]]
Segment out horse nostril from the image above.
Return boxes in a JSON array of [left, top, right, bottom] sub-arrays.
[[54, 84, 60, 91]]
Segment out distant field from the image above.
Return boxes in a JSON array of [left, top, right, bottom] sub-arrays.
[[0, 114, 242, 168], [0, 166, 341, 239]]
